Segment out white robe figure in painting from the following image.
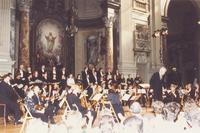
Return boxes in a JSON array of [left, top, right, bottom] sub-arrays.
[[45, 32, 57, 53]]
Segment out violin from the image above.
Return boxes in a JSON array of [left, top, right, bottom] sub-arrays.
[[34, 104, 44, 111]]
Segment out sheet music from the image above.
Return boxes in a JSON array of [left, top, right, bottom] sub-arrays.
[[130, 96, 137, 100], [90, 93, 103, 101], [139, 83, 150, 88], [122, 94, 132, 101], [138, 89, 146, 94]]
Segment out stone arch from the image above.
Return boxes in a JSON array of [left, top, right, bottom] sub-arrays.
[[164, 0, 200, 83]]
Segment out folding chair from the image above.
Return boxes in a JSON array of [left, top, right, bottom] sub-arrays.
[[59, 97, 71, 119], [0, 102, 6, 126], [20, 104, 33, 133]]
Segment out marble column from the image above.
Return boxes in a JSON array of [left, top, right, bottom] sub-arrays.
[[118, 0, 137, 76], [105, 16, 114, 71], [0, 0, 15, 75], [150, 0, 162, 70], [18, 0, 31, 68]]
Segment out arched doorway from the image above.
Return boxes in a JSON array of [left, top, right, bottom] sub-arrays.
[[166, 0, 199, 84]]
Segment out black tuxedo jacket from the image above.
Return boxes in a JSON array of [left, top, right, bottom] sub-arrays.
[[150, 72, 164, 101], [0, 81, 18, 102]]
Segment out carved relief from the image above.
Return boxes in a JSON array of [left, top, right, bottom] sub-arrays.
[[77, 0, 103, 19], [134, 24, 150, 52], [132, 0, 148, 12], [136, 52, 147, 64]]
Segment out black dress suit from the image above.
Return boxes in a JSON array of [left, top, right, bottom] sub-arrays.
[[150, 72, 165, 101], [38, 69, 47, 79], [82, 71, 87, 81], [0, 81, 21, 122], [97, 71, 104, 84], [66, 93, 96, 122], [67, 93, 87, 113], [16, 69, 27, 84], [127, 78, 133, 86]]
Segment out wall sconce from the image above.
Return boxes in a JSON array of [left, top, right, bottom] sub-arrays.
[[152, 28, 168, 38]]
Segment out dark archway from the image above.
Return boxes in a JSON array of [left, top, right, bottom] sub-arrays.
[[167, 0, 199, 84]]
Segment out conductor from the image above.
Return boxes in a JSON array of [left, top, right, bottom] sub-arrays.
[[150, 67, 167, 101]]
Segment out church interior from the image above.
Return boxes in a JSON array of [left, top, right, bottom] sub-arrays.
[[1, 0, 200, 133]]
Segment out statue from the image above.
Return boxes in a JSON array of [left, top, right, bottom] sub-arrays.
[[45, 32, 57, 52], [87, 35, 99, 65]]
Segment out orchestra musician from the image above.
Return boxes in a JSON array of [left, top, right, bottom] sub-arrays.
[[107, 83, 124, 117], [106, 68, 112, 81], [114, 69, 121, 81], [0, 73, 22, 124], [163, 83, 180, 104], [50, 66, 59, 83], [32, 85, 45, 107], [24, 89, 56, 124], [39, 65, 47, 80], [90, 70, 98, 85], [16, 64, 27, 84], [76, 74, 83, 85], [32, 70, 41, 82], [27, 66, 32, 79], [13, 73, 26, 99], [66, 86, 96, 122], [83, 74, 91, 89], [127, 74, 134, 87], [97, 68, 105, 85], [40, 72, 49, 83], [82, 67, 90, 86], [59, 68, 67, 92], [59, 67, 67, 81], [67, 74, 76, 87]]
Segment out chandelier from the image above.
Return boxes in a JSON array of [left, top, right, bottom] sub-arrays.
[[66, 0, 78, 37]]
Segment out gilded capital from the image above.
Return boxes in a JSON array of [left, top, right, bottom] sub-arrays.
[[17, 0, 32, 12], [104, 16, 115, 28]]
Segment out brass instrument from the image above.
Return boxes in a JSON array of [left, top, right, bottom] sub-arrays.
[[79, 84, 92, 109]]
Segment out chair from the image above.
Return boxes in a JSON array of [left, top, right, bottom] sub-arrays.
[[0, 102, 6, 126], [20, 104, 33, 133]]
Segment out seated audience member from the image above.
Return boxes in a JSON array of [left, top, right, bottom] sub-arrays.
[[162, 102, 181, 122], [183, 98, 200, 127], [63, 110, 83, 133], [98, 114, 115, 133], [0, 73, 22, 124], [130, 102, 142, 117], [123, 115, 143, 133], [152, 100, 164, 115]]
